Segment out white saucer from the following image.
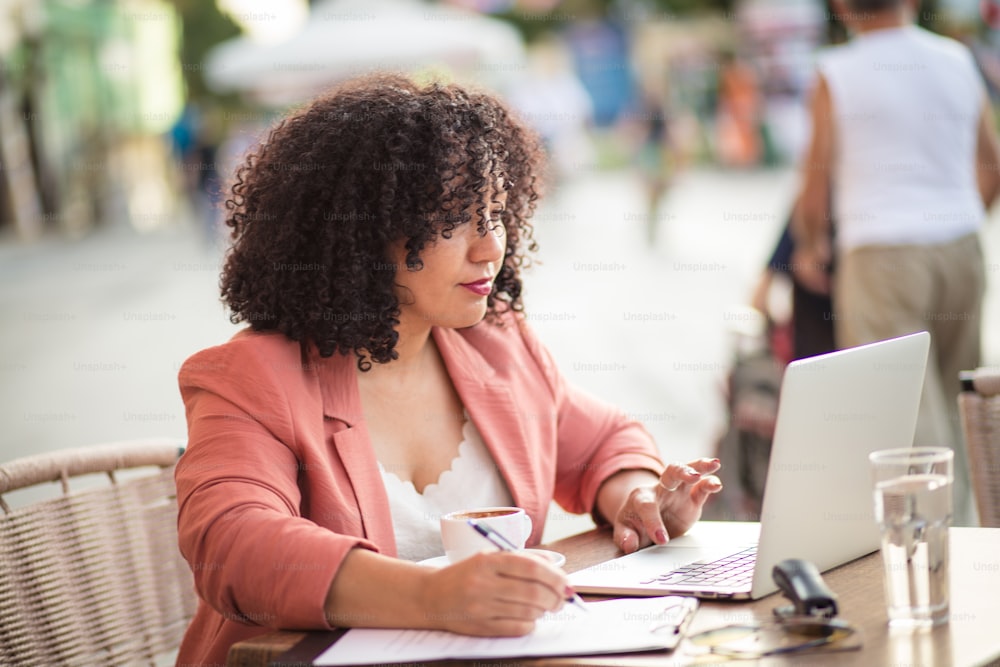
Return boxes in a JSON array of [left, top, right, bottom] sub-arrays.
[[418, 549, 566, 568]]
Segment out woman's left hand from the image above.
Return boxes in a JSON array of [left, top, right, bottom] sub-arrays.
[[610, 458, 723, 554]]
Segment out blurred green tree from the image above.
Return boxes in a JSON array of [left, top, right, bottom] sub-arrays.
[[169, 0, 242, 105], [497, 0, 735, 43]]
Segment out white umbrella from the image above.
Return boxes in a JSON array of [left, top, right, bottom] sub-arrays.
[[205, 0, 527, 105]]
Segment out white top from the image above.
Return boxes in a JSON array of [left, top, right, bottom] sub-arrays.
[[818, 25, 987, 250], [378, 414, 514, 562]]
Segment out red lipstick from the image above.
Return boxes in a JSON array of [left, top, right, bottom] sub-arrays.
[[460, 279, 492, 296]]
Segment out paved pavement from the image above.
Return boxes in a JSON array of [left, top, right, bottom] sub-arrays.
[[4, 164, 1000, 537]]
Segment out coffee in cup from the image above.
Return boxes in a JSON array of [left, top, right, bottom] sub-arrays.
[[439, 506, 532, 563]]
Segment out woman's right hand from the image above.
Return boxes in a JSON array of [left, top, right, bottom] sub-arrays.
[[421, 551, 568, 636]]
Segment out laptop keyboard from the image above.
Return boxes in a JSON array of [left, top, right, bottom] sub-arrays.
[[640, 545, 758, 587]]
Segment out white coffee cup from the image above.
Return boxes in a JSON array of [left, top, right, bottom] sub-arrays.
[[439, 506, 532, 563]]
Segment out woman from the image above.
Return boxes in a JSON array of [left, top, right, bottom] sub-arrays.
[[174, 73, 722, 665]]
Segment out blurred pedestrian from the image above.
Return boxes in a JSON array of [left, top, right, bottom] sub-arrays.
[[169, 102, 224, 243], [714, 50, 762, 168], [751, 203, 836, 363], [626, 88, 674, 244], [793, 0, 1000, 525], [710, 202, 836, 522]]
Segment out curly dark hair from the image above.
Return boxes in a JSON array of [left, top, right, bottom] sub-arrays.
[[220, 73, 545, 370]]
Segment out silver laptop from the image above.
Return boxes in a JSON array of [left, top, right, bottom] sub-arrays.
[[569, 331, 930, 600]]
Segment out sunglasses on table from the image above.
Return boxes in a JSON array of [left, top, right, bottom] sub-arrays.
[[686, 615, 860, 659]]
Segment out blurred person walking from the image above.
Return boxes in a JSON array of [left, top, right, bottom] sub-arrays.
[[714, 51, 762, 168], [751, 211, 836, 363], [630, 89, 674, 244], [793, 0, 1000, 525], [709, 201, 837, 522]]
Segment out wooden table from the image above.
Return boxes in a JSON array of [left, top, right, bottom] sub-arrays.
[[227, 526, 1000, 667]]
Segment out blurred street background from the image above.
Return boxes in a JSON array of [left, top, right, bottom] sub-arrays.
[[4, 0, 1000, 536]]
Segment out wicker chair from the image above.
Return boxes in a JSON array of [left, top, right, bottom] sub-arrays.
[[958, 369, 1000, 528], [0, 440, 197, 665]]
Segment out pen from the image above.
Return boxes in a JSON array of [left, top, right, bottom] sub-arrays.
[[467, 519, 589, 614]]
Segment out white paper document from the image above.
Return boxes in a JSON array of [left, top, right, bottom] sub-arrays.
[[314, 596, 697, 666]]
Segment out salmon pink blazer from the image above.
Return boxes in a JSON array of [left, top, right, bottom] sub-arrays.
[[174, 313, 664, 666]]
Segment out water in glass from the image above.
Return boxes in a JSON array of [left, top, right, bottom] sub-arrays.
[[874, 472, 951, 627]]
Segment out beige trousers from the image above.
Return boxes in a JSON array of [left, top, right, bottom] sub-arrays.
[[833, 233, 984, 526]]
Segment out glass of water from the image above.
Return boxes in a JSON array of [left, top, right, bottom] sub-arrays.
[[869, 447, 953, 628]]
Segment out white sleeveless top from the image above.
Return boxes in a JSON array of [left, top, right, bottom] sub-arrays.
[[377, 414, 514, 562], [818, 25, 986, 251]]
